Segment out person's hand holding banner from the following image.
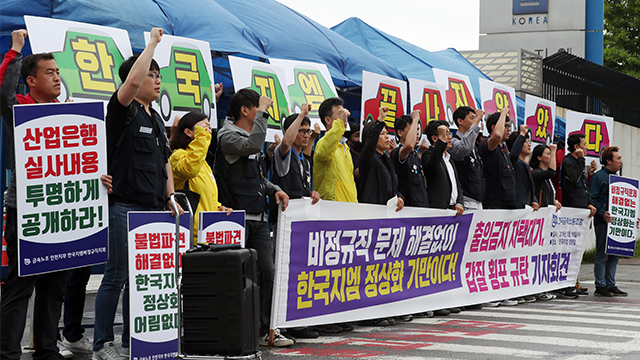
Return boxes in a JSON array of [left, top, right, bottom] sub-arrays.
[[395, 197, 404, 212], [604, 210, 613, 223], [101, 174, 113, 194], [310, 190, 321, 205], [554, 199, 562, 212], [275, 190, 289, 211]]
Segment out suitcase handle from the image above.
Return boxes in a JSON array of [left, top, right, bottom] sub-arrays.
[[208, 243, 242, 251], [187, 243, 242, 253]]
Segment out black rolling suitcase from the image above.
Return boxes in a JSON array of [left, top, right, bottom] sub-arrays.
[[181, 245, 260, 356]]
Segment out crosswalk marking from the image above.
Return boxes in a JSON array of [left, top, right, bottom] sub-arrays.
[[395, 326, 640, 352], [451, 306, 640, 327], [297, 337, 552, 357], [272, 296, 640, 359], [413, 343, 551, 357]]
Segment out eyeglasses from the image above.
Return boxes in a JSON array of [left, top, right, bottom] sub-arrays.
[[147, 72, 162, 81], [298, 129, 313, 135]]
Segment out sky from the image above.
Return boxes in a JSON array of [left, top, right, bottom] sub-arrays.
[[275, 0, 480, 52]]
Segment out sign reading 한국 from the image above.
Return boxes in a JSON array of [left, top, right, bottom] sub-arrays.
[[607, 175, 639, 257]]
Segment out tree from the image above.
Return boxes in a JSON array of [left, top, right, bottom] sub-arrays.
[[604, 0, 640, 79]]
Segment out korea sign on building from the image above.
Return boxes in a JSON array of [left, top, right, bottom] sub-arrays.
[[480, 0, 586, 58]]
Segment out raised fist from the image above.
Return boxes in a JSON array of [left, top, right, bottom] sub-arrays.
[[378, 106, 389, 121], [258, 96, 273, 112], [300, 103, 311, 117], [11, 29, 27, 52], [149, 28, 163, 44]]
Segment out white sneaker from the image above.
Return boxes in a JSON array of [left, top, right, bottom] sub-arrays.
[[500, 299, 518, 306], [482, 301, 500, 307], [93, 341, 120, 360], [57, 340, 73, 359], [535, 292, 556, 301], [120, 346, 129, 359], [63, 336, 93, 354], [259, 329, 294, 347]]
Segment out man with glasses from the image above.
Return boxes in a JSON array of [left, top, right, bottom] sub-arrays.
[[270, 104, 321, 340], [94, 27, 183, 360], [271, 103, 320, 209]]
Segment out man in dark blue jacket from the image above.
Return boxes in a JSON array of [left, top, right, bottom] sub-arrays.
[[589, 146, 627, 297]]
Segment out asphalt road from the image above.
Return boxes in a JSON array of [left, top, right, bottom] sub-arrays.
[[15, 260, 640, 360]]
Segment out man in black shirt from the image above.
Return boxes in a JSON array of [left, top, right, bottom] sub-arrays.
[[96, 28, 183, 360], [390, 110, 429, 208], [422, 120, 464, 214], [478, 107, 522, 209], [506, 132, 540, 210], [345, 119, 362, 190], [561, 133, 597, 215]]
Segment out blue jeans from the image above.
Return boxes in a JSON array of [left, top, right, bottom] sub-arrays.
[[245, 220, 275, 335], [594, 221, 619, 289], [94, 202, 155, 351]]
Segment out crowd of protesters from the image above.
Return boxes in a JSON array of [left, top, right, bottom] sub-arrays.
[[0, 28, 629, 360]]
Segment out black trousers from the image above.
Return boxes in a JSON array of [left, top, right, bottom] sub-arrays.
[[0, 207, 67, 360], [62, 266, 91, 342]]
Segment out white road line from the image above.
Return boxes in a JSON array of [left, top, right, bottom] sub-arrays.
[[375, 357, 444, 360], [394, 328, 640, 352], [446, 308, 640, 327], [478, 305, 640, 319], [296, 327, 640, 357], [412, 342, 551, 357], [549, 298, 640, 308], [562, 355, 615, 360], [410, 319, 640, 338]]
